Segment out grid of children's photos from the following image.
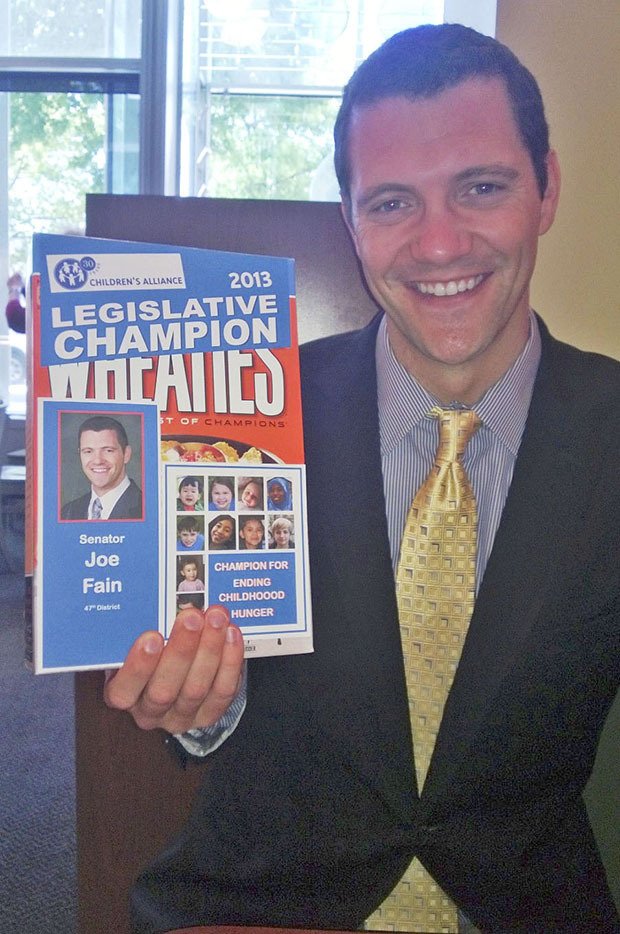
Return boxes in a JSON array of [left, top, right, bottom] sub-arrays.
[[168, 466, 300, 616]]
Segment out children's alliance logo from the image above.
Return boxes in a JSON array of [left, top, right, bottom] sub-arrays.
[[47, 251, 187, 294], [53, 256, 96, 290]]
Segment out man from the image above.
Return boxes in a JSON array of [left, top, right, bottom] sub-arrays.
[[61, 414, 143, 520], [105, 24, 620, 933]]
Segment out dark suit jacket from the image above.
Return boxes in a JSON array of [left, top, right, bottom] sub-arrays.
[[131, 316, 620, 933], [61, 478, 143, 520]]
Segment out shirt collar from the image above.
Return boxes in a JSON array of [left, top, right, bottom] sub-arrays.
[[90, 474, 130, 517], [376, 312, 541, 457]]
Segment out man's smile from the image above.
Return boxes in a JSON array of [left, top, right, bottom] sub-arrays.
[[412, 273, 485, 296]]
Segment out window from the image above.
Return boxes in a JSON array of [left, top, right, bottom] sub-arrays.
[[0, 0, 141, 403], [0, 0, 496, 406], [4, 90, 139, 273], [178, 0, 497, 201]]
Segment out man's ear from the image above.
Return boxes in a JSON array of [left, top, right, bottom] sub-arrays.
[[123, 445, 132, 465], [539, 150, 561, 235]]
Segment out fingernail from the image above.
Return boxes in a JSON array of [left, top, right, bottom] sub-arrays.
[[143, 635, 161, 654], [207, 605, 228, 630], [183, 612, 204, 632], [226, 625, 238, 644]]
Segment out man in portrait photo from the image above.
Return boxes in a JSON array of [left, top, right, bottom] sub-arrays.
[[61, 413, 143, 521]]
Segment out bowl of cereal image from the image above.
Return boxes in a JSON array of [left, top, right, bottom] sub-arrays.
[[161, 436, 280, 465]]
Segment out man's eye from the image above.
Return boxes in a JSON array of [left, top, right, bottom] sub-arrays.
[[373, 198, 406, 213], [467, 182, 502, 196]]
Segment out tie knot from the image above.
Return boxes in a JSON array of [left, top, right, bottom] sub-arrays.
[[430, 406, 481, 462]]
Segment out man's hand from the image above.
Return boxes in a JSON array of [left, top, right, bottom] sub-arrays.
[[104, 605, 244, 734]]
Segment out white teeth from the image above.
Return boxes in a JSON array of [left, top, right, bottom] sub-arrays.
[[416, 274, 483, 296]]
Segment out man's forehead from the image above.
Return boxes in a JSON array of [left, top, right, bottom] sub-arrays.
[[346, 78, 531, 193], [80, 429, 121, 447], [349, 77, 519, 152]]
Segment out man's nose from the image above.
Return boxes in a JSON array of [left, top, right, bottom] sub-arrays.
[[406, 204, 473, 265]]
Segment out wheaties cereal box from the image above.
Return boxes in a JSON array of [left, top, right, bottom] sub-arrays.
[[26, 233, 312, 673]]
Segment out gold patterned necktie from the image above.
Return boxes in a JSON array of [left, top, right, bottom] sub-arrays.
[[366, 407, 482, 934]]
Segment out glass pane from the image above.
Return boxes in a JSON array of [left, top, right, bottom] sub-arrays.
[[192, 94, 341, 201], [7, 90, 138, 274], [2, 89, 138, 400], [109, 93, 140, 193], [180, 0, 495, 199], [197, 1, 444, 90], [4, 0, 142, 58]]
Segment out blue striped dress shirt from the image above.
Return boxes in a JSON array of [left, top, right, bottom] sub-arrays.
[[377, 313, 541, 588], [377, 313, 541, 934]]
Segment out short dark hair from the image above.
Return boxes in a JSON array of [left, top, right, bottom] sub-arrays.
[[177, 594, 203, 610], [210, 514, 234, 529], [179, 556, 200, 571], [334, 23, 550, 202], [239, 514, 264, 532], [78, 415, 129, 450], [179, 476, 202, 492]]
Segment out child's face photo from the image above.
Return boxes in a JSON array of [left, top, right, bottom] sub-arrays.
[[273, 523, 291, 548], [269, 481, 286, 505], [241, 519, 264, 549], [181, 562, 198, 581], [180, 482, 201, 508], [241, 480, 262, 509], [211, 481, 233, 510], [210, 517, 234, 546], [179, 528, 199, 548]]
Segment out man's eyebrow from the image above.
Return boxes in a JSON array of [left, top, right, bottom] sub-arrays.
[[354, 183, 415, 209], [455, 165, 520, 183]]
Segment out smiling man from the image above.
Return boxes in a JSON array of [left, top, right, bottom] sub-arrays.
[[106, 24, 619, 934], [61, 414, 143, 520], [341, 79, 559, 405]]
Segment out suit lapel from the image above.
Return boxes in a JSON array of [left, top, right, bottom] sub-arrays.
[[302, 318, 419, 821], [302, 319, 588, 817], [425, 325, 586, 799]]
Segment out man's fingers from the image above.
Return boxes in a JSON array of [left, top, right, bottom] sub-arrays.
[[200, 622, 245, 711], [173, 605, 233, 704], [104, 608, 205, 715], [103, 606, 244, 733], [124, 608, 212, 725], [103, 630, 164, 711], [173, 619, 244, 727]]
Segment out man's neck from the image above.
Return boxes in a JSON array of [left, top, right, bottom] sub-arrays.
[[91, 474, 129, 503], [386, 315, 531, 406]]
